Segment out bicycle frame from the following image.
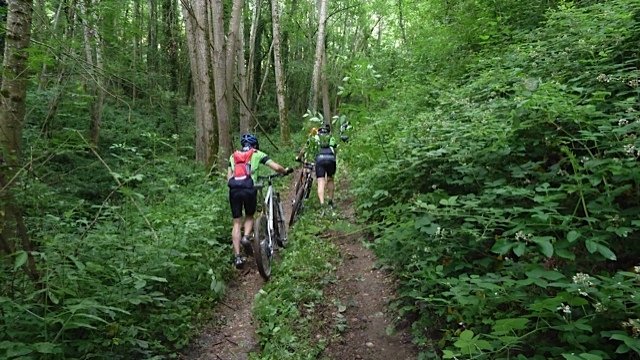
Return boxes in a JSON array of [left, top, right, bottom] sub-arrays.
[[260, 181, 276, 249], [253, 173, 287, 280]]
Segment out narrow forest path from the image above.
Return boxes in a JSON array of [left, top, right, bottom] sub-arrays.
[[181, 172, 418, 359]]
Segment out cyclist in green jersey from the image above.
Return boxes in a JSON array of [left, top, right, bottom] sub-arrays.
[[227, 133, 291, 269]]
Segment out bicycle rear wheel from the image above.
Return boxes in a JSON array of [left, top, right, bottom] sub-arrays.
[[289, 184, 306, 227], [275, 195, 287, 248], [303, 175, 314, 199], [254, 215, 272, 280]]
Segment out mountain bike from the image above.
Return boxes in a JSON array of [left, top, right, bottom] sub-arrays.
[[252, 172, 290, 280], [289, 160, 314, 227]]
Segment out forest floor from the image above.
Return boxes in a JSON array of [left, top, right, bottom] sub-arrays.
[[181, 172, 418, 360]]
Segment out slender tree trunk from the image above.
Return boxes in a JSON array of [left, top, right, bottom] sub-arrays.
[[397, 0, 407, 44], [238, 16, 251, 133], [163, 0, 179, 133], [270, 0, 289, 142], [80, 0, 105, 146], [148, 0, 158, 73], [243, 0, 262, 129], [90, 29, 106, 145], [182, 0, 216, 165], [321, 52, 331, 124], [252, 7, 265, 112], [309, 0, 328, 115], [225, 0, 244, 123], [37, 0, 64, 90], [0, 0, 39, 281], [211, 0, 231, 169]]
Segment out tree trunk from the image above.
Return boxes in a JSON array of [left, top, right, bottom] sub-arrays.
[[148, 0, 158, 74], [79, 0, 106, 146], [132, 0, 140, 102], [237, 15, 251, 133], [163, 0, 179, 133], [242, 0, 262, 131], [321, 52, 331, 125], [270, 0, 289, 142], [225, 0, 244, 123], [37, 0, 63, 91], [397, 0, 407, 45], [182, 0, 217, 165], [211, 0, 232, 170], [309, 0, 328, 115], [0, 0, 39, 281]]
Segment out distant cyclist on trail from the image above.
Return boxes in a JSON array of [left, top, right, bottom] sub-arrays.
[[313, 125, 337, 208], [227, 133, 291, 269]]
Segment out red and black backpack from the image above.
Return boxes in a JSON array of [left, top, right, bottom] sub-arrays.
[[228, 148, 256, 189]]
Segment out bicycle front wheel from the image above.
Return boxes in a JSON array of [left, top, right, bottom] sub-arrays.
[[254, 215, 272, 280]]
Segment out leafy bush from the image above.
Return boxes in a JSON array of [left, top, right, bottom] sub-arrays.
[[343, 0, 640, 358]]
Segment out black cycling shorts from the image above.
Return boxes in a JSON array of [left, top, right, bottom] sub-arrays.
[[316, 159, 336, 178], [229, 187, 258, 219]]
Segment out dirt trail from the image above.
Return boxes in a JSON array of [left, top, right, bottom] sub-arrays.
[[182, 172, 418, 359], [317, 203, 417, 360]]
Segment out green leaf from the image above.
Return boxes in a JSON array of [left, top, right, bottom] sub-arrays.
[[585, 239, 598, 253], [459, 329, 474, 341], [567, 230, 580, 243], [33, 342, 60, 354], [555, 248, 576, 260], [492, 318, 530, 335], [491, 241, 513, 255], [13, 251, 28, 270], [47, 291, 59, 305], [532, 237, 554, 257], [513, 243, 526, 257], [562, 354, 602, 360], [439, 196, 458, 206], [596, 244, 617, 260]]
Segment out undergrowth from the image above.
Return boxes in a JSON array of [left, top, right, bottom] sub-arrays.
[[343, 1, 640, 359], [252, 215, 339, 360]]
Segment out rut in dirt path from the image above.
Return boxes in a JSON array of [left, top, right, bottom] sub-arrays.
[[180, 266, 262, 360], [317, 217, 418, 360]]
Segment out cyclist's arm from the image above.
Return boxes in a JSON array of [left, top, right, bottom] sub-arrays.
[[296, 146, 306, 160], [227, 157, 234, 180], [266, 160, 288, 174]]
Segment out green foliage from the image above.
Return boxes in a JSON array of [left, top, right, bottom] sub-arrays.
[[2, 86, 233, 358], [343, 0, 640, 358], [252, 216, 339, 359]]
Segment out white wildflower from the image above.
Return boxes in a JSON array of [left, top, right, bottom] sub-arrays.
[[594, 303, 606, 313], [572, 273, 593, 286], [557, 303, 571, 314]]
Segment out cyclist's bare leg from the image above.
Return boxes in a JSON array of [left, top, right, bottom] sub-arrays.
[[327, 176, 335, 204], [232, 218, 243, 255], [243, 216, 254, 238], [317, 175, 327, 205]]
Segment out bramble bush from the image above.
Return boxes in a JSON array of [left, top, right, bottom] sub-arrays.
[[342, 1, 640, 359]]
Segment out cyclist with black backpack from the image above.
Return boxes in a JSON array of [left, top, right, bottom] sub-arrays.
[[227, 133, 291, 269], [314, 125, 337, 209]]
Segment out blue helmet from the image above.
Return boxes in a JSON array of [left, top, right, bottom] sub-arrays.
[[318, 125, 330, 135], [240, 133, 259, 149]]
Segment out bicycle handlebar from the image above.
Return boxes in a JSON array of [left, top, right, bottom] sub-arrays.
[[256, 170, 292, 183], [295, 158, 315, 169]]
